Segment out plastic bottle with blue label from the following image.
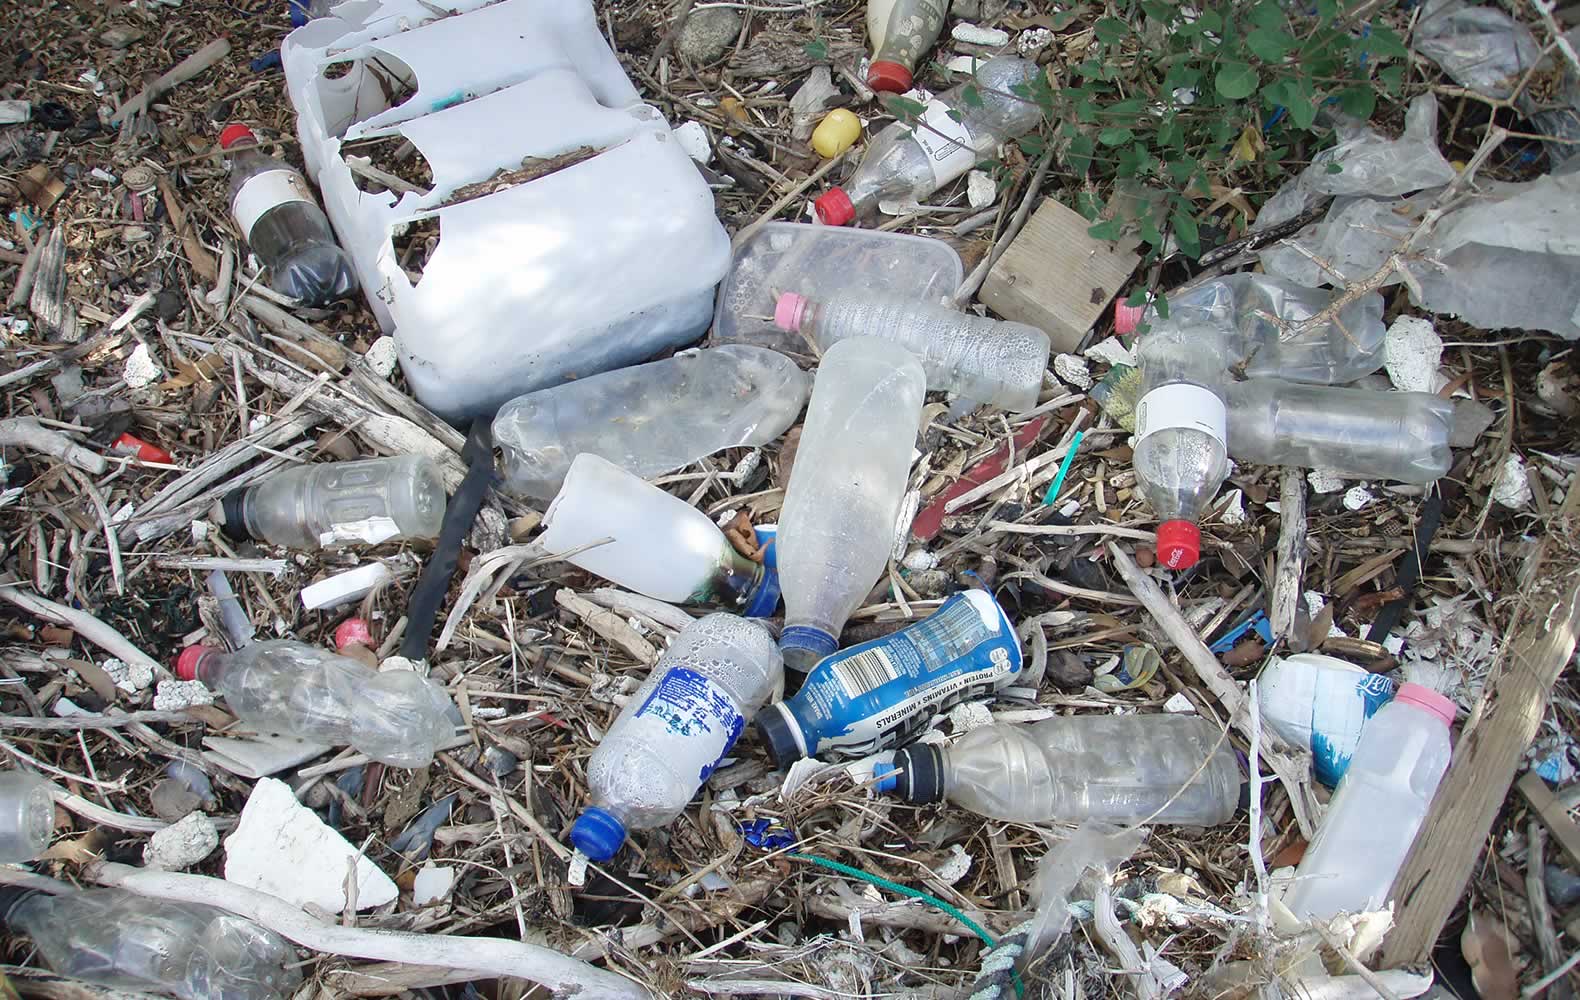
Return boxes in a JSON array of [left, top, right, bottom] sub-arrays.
[[571, 615, 782, 862], [1257, 653, 1396, 787], [756, 589, 1021, 764]]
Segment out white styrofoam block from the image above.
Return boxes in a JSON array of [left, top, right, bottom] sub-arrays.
[[412, 862, 455, 905], [123, 344, 161, 389], [673, 120, 713, 164], [153, 679, 214, 711], [300, 562, 394, 610], [1054, 353, 1093, 389], [951, 23, 1010, 45], [1492, 453, 1533, 509], [966, 169, 996, 209], [103, 657, 154, 693], [224, 777, 398, 912], [1384, 315, 1444, 393], [144, 811, 219, 870], [364, 336, 399, 378]]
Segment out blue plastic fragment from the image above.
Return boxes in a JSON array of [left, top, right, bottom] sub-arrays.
[[1209, 610, 1273, 654], [739, 818, 796, 851], [251, 49, 283, 73]]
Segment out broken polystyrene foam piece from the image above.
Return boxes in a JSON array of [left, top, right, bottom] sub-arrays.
[[363, 335, 399, 378], [1384, 315, 1444, 393], [144, 811, 219, 871], [935, 843, 974, 885], [412, 862, 455, 905], [203, 732, 332, 779], [948, 701, 994, 733], [1342, 486, 1374, 511], [966, 169, 996, 209], [780, 756, 838, 801], [1084, 336, 1137, 367], [1017, 27, 1054, 57], [673, 121, 712, 164], [1307, 468, 1347, 494], [122, 343, 162, 390], [1164, 692, 1196, 713], [1492, 453, 1533, 509], [944, 54, 982, 73], [300, 562, 394, 611], [1054, 353, 1094, 389], [951, 22, 1010, 45], [224, 777, 398, 912], [1284, 970, 1434, 1000], [152, 678, 213, 711], [103, 657, 154, 693], [1218, 489, 1247, 526], [902, 549, 939, 572]]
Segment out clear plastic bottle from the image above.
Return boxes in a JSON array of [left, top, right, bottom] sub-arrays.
[[175, 640, 456, 767], [537, 453, 779, 613], [0, 771, 54, 862], [866, 0, 949, 93], [2, 888, 301, 1000], [216, 455, 447, 550], [1133, 323, 1232, 569], [815, 57, 1044, 225], [878, 714, 1241, 825], [493, 346, 809, 501], [1226, 380, 1454, 485], [1284, 684, 1455, 920], [772, 292, 1050, 412], [570, 615, 782, 861], [222, 124, 356, 306], [777, 337, 926, 672]]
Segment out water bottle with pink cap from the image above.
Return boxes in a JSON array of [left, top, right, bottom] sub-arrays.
[[1283, 682, 1456, 920]]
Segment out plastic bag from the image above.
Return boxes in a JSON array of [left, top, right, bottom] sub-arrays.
[[1414, 0, 1543, 101], [1024, 821, 1146, 957], [1259, 190, 1435, 287]]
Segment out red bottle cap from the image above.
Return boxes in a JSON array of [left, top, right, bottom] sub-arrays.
[[175, 645, 216, 682], [334, 617, 374, 651], [867, 60, 914, 94], [219, 124, 257, 150], [773, 292, 809, 332], [814, 187, 855, 226], [1114, 300, 1146, 336], [1395, 683, 1457, 727], [1155, 520, 1201, 570], [113, 432, 172, 465]]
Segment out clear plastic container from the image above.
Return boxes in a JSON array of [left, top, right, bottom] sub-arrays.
[[879, 714, 1241, 826], [777, 338, 926, 672], [1284, 683, 1455, 920], [492, 346, 808, 501], [0, 771, 54, 862], [1258, 654, 1396, 788], [1226, 380, 1455, 485], [772, 292, 1050, 412], [815, 57, 1044, 225], [570, 615, 782, 861], [866, 0, 949, 93], [1133, 323, 1232, 569], [2, 888, 301, 1000], [175, 640, 457, 767], [537, 453, 779, 613], [712, 223, 962, 353], [222, 124, 356, 306], [217, 455, 447, 550]]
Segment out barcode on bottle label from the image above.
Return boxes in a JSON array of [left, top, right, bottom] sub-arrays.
[[832, 647, 901, 699], [232, 169, 316, 240]]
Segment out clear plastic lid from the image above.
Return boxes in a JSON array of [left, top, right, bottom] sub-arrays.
[[710, 222, 963, 354]]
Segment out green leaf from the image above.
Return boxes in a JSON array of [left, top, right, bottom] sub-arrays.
[[1075, 191, 1104, 221], [1139, 215, 1163, 247], [1249, 0, 1288, 29], [1214, 62, 1260, 100], [1126, 286, 1151, 307], [1378, 64, 1405, 95], [1157, 115, 1182, 150], [1284, 80, 1317, 128], [1088, 218, 1126, 242], [1104, 97, 1147, 119], [884, 95, 926, 122], [1141, 1, 1176, 23], [960, 84, 984, 109], [1166, 157, 1198, 184], [1363, 25, 1409, 59], [1018, 133, 1049, 157], [1336, 84, 1376, 119], [1154, 292, 1170, 320], [1316, 0, 1339, 20], [1099, 126, 1135, 146], [1246, 27, 1295, 62], [1094, 17, 1131, 44], [1065, 133, 1096, 173], [1325, 161, 1344, 174], [1171, 208, 1201, 258], [1196, 9, 1224, 33], [803, 39, 828, 61]]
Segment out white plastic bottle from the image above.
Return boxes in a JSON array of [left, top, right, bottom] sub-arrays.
[[878, 714, 1241, 825], [1132, 323, 1232, 569], [772, 292, 1050, 411], [1258, 654, 1396, 787], [1283, 683, 1455, 920], [222, 124, 355, 305], [537, 453, 779, 613], [866, 0, 949, 93], [176, 641, 457, 767], [493, 346, 808, 501], [571, 615, 782, 861], [777, 338, 926, 672], [0, 771, 53, 862], [1226, 380, 1454, 485], [217, 455, 447, 550], [815, 57, 1044, 225]]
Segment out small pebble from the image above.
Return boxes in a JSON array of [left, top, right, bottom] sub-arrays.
[[675, 8, 742, 64], [1046, 651, 1093, 690], [363, 335, 399, 379], [143, 811, 219, 871]]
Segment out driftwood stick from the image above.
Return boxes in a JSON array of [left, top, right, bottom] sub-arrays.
[[0, 417, 107, 474], [0, 583, 170, 682], [1270, 468, 1307, 642], [113, 38, 232, 122]]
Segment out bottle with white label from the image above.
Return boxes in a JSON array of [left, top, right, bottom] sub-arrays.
[[222, 123, 356, 305], [1258, 653, 1396, 787], [866, 0, 949, 93], [876, 713, 1241, 826], [815, 57, 1044, 225], [175, 640, 458, 768], [757, 588, 1022, 763], [216, 455, 446, 551], [570, 615, 782, 862], [1132, 323, 1232, 569]]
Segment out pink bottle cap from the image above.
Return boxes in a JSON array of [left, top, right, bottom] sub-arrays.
[[773, 292, 809, 332], [1394, 682, 1457, 727], [1114, 299, 1146, 336], [175, 645, 217, 682], [335, 617, 374, 650], [815, 187, 855, 226]]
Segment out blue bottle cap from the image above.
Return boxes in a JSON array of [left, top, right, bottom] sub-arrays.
[[872, 761, 898, 794], [570, 807, 626, 862], [743, 528, 781, 618], [779, 625, 838, 674]]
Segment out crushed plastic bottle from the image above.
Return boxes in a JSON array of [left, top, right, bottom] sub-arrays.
[[815, 57, 1043, 225], [222, 124, 355, 306], [777, 337, 926, 672], [1258, 654, 1396, 788], [1132, 323, 1231, 569], [866, 0, 949, 93], [1226, 380, 1454, 485], [1284, 684, 1455, 920], [215, 455, 447, 550], [772, 292, 1050, 411], [571, 615, 781, 861], [0, 771, 54, 862], [757, 589, 1021, 763], [493, 346, 808, 501], [175, 641, 457, 767], [538, 453, 780, 613], [1, 887, 302, 1000], [877, 714, 1242, 825]]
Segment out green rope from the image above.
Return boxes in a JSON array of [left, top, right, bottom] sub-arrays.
[[790, 852, 1026, 998]]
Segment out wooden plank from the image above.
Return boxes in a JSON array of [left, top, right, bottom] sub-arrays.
[[979, 198, 1141, 354], [1382, 483, 1580, 966], [1520, 771, 1580, 870]]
